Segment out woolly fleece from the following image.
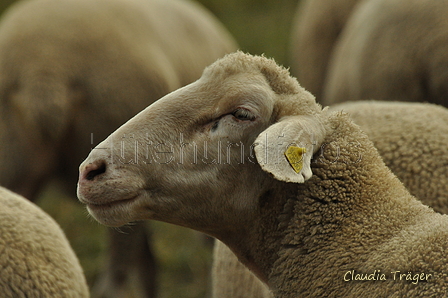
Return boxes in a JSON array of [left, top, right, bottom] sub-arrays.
[[323, 0, 448, 106], [0, 186, 89, 297]]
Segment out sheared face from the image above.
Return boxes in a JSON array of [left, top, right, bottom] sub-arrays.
[[77, 69, 276, 230], [77, 53, 323, 235]]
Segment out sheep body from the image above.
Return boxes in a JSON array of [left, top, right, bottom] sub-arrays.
[[77, 52, 448, 297], [322, 0, 448, 106], [0, 0, 237, 198], [0, 186, 89, 297], [212, 100, 448, 297], [288, 0, 361, 100], [331, 101, 448, 213]]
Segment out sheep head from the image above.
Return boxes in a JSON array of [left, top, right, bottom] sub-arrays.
[[77, 52, 327, 234]]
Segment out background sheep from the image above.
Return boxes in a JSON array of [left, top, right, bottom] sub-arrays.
[[288, 0, 361, 100], [0, 186, 89, 297], [331, 101, 448, 212], [322, 0, 448, 106], [212, 241, 272, 298], [77, 52, 448, 297], [0, 0, 237, 296], [212, 100, 448, 298]]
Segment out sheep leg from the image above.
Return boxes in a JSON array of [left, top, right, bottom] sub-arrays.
[[92, 223, 157, 298]]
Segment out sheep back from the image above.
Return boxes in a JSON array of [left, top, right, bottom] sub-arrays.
[[0, 186, 89, 297], [323, 0, 448, 106], [331, 101, 448, 213]]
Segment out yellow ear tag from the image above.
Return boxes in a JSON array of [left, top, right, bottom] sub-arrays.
[[284, 146, 306, 173]]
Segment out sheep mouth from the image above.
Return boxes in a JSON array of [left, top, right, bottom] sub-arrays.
[[84, 195, 139, 213]]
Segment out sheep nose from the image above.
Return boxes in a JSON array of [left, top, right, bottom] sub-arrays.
[[79, 159, 107, 182]]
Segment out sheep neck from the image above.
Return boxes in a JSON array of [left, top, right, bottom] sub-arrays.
[[266, 116, 431, 297], [213, 178, 295, 284], [215, 115, 432, 297]]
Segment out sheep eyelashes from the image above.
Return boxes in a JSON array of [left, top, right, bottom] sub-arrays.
[[232, 108, 257, 121]]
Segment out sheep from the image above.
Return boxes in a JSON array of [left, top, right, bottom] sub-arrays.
[[0, 0, 237, 296], [76, 52, 448, 297], [331, 101, 448, 213], [0, 186, 89, 297], [288, 0, 361, 100], [322, 0, 448, 106], [212, 100, 448, 298]]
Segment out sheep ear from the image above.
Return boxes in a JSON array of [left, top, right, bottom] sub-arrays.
[[253, 115, 327, 183]]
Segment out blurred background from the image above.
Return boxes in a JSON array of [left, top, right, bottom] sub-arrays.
[[0, 0, 299, 297]]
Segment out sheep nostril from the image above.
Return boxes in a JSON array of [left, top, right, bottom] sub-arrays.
[[83, 160, 107, 181]]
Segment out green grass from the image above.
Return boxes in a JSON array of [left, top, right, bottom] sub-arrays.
[[0, 0, 14, 15], [198, 0, 300, 66], [36, 184, 108, 288], [152, 221, 213, 298]]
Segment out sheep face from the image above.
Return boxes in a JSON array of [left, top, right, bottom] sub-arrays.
[[77, 52, 325, 235]]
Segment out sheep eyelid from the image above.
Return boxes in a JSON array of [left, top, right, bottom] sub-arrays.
[[208, 108, 255, 132], [231, 108, 256, 121]]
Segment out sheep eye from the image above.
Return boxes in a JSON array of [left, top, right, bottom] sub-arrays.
[[211, 121, 219, 132], [231, 108, 255, 121]]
